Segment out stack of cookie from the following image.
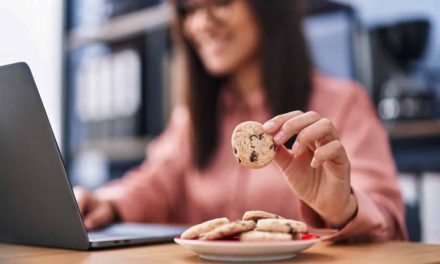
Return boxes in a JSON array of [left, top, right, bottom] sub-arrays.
[[180, 210, 308, 241]]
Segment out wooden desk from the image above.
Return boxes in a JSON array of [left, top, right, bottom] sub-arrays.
[[385, 119, 440, 139], [1, 241, 440, 264]]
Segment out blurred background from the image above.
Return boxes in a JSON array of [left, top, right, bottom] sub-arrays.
[[0, 0, 439, 243]]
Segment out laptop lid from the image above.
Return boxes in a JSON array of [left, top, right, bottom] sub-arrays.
[[0, 62, 90, 250]]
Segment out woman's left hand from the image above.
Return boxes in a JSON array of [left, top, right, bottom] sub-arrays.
[[263, 111, 357, 227]]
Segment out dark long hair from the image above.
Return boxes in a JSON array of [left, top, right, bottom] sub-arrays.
[[173, 0, 313, 169]]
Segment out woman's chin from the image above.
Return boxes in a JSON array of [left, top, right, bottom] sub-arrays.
[[204, 64, 233, 78]]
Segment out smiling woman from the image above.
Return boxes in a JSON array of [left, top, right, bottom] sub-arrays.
[[179, 0, 261, 76], [174, 0, 312, 168], [73, 0, 407, 243]]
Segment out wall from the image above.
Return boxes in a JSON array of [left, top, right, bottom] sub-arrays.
[[0, 1, 63, 144]]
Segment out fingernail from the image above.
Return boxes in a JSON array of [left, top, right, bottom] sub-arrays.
[[263, 121, 275, 131], [292, 141, 300, 155], [310, 158, 318, 168], [274, 131, 285, 143]]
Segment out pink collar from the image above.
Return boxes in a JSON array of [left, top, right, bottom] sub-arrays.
[[220, 85, 267, 114]]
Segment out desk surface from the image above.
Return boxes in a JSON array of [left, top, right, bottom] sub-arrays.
[[1, 241, 440, 264]]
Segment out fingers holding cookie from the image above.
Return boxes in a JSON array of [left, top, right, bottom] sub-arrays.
[[262, 111, 304, 134], [264, 111, 324, 146], [263, 111, 344, 166]]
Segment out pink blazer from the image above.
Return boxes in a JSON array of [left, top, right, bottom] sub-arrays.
[[97, 74, 407, 241]]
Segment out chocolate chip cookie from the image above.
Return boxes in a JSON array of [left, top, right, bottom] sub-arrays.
[[199, 220, 256, 241], [242, 210, 284, 222], [180, 217, 230, 239], [255, 218, 308, 236], [231, 121, 277, 169]]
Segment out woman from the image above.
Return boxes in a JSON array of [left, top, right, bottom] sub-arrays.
[[74, 0, 407, 241]]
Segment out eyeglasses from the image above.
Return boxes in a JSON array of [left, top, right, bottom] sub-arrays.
[[177, 0, 235, 21]]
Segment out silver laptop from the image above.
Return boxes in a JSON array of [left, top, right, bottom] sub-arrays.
[[0, 62, 185, 250]]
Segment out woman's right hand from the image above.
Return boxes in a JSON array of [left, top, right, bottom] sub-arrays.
[[73, 186, 117, 230]]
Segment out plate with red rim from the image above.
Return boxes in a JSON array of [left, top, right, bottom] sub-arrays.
[[174, 234, 320, 262]]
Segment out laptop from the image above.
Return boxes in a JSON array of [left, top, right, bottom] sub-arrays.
[[0, 62, 186, 250]]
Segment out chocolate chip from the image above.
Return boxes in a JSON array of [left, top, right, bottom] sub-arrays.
[[249, 134, 258, 141], [238, 158, 241, 163], [233, 147, 237, 154], [270, 144, 278, 151], [285, 224, 295, 235], [250, 151, 258, 162], [250, 133, 264, 141]]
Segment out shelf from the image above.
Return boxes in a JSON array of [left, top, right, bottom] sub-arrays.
[[385, 119, 440, 139], [78, 137, 151, 162], [305, 0, 353, 16], [68, 3, 172, 50]]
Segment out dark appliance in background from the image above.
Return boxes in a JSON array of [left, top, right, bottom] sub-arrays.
[[370, 19, 436, 121]]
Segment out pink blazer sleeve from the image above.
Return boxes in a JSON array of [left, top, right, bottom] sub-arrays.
[[300, 80, 408, 241], [95, 106, 191, 223]]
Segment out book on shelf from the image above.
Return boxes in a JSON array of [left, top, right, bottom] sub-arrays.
[[106, 0, 164, 18], [75, 48, 142, 141], [70, 0, 164, 29]]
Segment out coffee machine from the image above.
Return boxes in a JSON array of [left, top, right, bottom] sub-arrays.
[[368, 18, 437, 121]]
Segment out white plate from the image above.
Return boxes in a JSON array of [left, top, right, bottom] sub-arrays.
[[174, 236, 320, 262]]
